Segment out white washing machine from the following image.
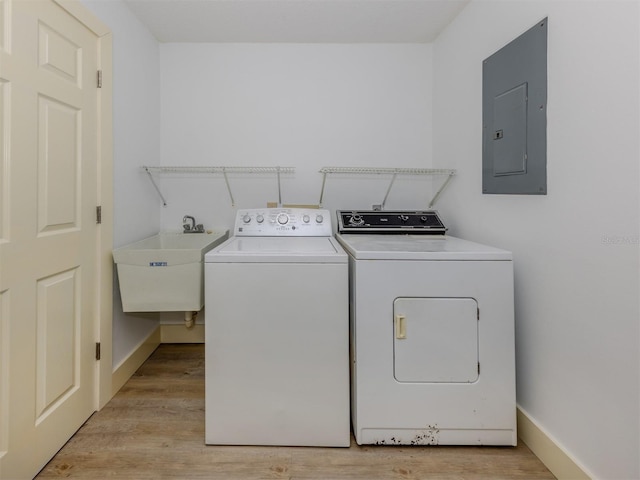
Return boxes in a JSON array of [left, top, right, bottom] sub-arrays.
[[335, 210, 516, 446], [204, 208, 350, 447]]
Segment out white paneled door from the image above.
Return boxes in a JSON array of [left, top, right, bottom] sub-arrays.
[[0, 1, 112, 478]]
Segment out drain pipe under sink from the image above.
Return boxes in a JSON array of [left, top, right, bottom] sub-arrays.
[[184, 311, 197, 329]]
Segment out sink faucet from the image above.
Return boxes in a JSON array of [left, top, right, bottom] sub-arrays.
[[183, 215, 204, 233], [183, 215, 196, 232]]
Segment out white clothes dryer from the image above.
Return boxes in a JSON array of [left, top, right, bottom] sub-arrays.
[[204, 208, 350, 447], [335, 210, 516, 446]]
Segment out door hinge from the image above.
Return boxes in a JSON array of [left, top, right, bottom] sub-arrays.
[[96, 206, 102, 224], [97, 70, 103, 88], [478, 362, 480, 375], [477, 307, 480, 320], [96, 342, 101, 361]]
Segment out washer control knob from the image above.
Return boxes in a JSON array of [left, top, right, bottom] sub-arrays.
[[420, 216, 428, 223], [316, 214, 324, 224], [303, 214, 310, 223], [242, 214, 252, 224], [277, 213, 289, 225], [256, 214, 264, 223], [399, 214, 409, 222]]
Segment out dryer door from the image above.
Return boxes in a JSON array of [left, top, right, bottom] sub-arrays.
[[393, 297, 479, 383]]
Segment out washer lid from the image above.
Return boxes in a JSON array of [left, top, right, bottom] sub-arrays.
[[335, 234, 512, 261], [205, 236, 348, 263]]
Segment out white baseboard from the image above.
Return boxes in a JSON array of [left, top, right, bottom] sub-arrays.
[[160, 324, 205, 343], [111, 327, 161, 395], [517, 406, 592, 480]]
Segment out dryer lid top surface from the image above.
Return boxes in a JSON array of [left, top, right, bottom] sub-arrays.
[[335, 234, 512, 261]]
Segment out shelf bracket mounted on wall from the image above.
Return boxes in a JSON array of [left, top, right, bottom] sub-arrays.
[[142, 166, 295, 207], [144, 166, 168, 207], [317, 167, 456, 210]]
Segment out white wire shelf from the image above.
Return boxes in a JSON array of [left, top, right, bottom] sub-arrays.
[[142, 166, 295, 207], [143, 166, 295, 175], [317, 166, 456, 210], [318, 167, 456, 176]]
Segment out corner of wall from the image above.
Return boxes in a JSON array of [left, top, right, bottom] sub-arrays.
[[160, 324, 205, 343], [111, 327, 161, 396], [517, 406, 593, 480]]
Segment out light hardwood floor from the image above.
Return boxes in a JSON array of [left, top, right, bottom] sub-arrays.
[[37, 344, 555, 479]]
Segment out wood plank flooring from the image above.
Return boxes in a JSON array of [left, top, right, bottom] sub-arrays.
[[37, 344, 555, 479]]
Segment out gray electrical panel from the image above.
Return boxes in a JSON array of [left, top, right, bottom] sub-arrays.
[[482, 18, 547, 194]]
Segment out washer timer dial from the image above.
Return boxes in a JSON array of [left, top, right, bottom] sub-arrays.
[[277, 213, 289, 225]]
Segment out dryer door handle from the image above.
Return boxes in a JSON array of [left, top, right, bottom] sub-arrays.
[[395, 314, 406, 339]]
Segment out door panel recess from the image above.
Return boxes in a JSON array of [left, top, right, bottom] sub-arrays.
[[393, 297, 479, 383]]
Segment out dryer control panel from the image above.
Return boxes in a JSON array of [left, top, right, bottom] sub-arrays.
[[235, 208, 333, 237], [337, 210, 446, 234]]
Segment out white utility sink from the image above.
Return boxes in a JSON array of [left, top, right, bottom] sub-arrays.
[[113, 231, 229, 312]]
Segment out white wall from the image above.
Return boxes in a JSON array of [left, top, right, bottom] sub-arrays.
[[433, 2, 639, 479], [80, 0, 162, 367], [70, 3, 640, 477], [158, 44, 435, 233]]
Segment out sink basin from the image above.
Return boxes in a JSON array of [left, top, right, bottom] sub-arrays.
[[113, 231, 229, 312]]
